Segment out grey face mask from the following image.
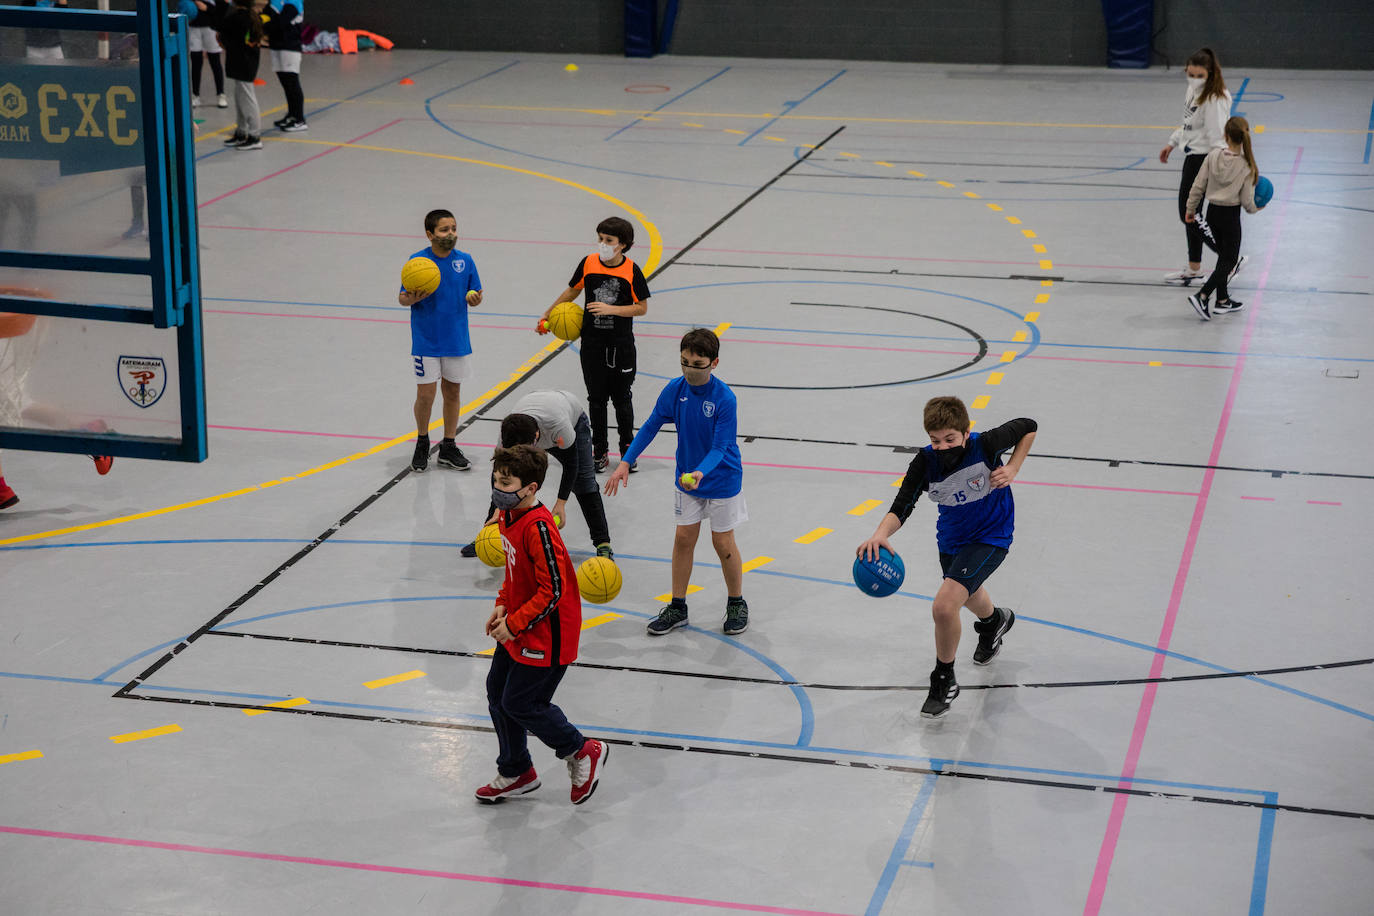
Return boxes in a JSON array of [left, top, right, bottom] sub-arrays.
[[491, 486, 524, 510]]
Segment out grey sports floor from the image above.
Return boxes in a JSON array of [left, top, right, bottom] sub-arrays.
[[2, 49, 1373, 915]]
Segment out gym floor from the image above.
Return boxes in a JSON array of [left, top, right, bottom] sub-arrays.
[[2, 49, 1372, 915]]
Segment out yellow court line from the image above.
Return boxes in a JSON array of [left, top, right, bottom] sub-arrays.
[[891, 477, 904, 487], [1022, 229, 1037, 238], [110, 724, 181, 743], [1000, 351, 1017, 363], [907, 170, 925, 177], [364, 670, 426, 689], [3, 144, 664, 547], [1005, 216, 1022, 225], [712, 322, 732, 336], [0, 749, 43, 765], [847, 499, 883, 516], [986, 372, 1005, 385], [741, 555, 774, 572], [765, 136, 787, 142], [723, 128, 747, 134], [794, 527, 833, 545], [1148, 361, 1163, 367], [1025, 311, 1041, 322], [936, 180, 956, 188], [838, 151, 860, 158], [963, 191, 980, 199], [244, 698, 309, 716], [986, 203, 1003, 211], [1012, 331, 1027, 342], [971, 396, 991, 409], [874, 161, 894, 167], [682, 122, 705, 128], [655, 584, 704, 603], [1033, 244, 1047, 253], [1039, 259, 1054, 270], [1034, 293, 1050, 304], [1041, 279, 1054, 287]]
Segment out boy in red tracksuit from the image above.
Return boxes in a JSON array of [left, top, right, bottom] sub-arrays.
[[476, 444, 608, 805]]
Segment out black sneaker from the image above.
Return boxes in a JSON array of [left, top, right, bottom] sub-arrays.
[[972, 607, 1015, 665], [1213, 298, 1245, 315], [273, 116, 291, 129], [223, 131, 247, 145], [1187, 293, 1210, 321], [436, 441, 471, 470], [411, 437, 430, 472], [594, 453, 609, 473], [921, 667, 960, 719], [234, 135, 263, 151], [723, 599, 749, 636], [595, 543, 614, 560], [282, 119, 309, 132], [1228, 254, 1248, 282], [460, 541, 477, 558], [646, 604, 688, 636]]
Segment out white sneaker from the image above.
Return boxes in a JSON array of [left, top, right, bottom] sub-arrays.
[[1228, 255, 1248, 282], [191, 95, 202, 108], [216, 93, 228, 108], [1164, 268, 1206, 285]]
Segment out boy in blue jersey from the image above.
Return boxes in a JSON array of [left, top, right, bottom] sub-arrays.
[[604, 329, 750, 636], [857, 396, 1037, 719], [397, 209, 483, 472]]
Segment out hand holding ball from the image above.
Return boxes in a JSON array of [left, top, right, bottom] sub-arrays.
[[546, 302, 584, 341], [475, 524, 505, 568], [553, 514, 563, 529], [680, 473, 696, 490], [853, 547, 904, 597], [466, 290, 480, 305], [401, 257, 440, 298]]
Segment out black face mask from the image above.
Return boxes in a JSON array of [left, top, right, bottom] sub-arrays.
[[935, 444, 966, 472]]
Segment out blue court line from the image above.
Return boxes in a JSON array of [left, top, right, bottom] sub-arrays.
[[422, 59, 522, 105], [603, 66, 732, 142], [867, 774, 939, 915], [1365, 95, 1374, 165], [1231, 77, 1250, 117], [1250, 791, 1278, 915], [195, 57, 459, 163], [738, 68, 846, 147]]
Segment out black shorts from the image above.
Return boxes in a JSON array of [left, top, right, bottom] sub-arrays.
[[939, 543, 1008, 596]]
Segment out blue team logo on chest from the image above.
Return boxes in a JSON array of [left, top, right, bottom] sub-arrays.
[[451, 259, 465, 272], [703, 401, 715, 418]]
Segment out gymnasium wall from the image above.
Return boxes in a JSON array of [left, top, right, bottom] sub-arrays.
[[301, 0, 1372, 70]]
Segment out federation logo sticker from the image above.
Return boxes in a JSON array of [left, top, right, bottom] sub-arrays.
[[703, 400, 715, 418], [118, 355, 167, 408]]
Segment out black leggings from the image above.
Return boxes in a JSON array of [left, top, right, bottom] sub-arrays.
[[190, 50, 224, 96], [580, 340, 636, 457], [276, 71, 305, 122], [1178, 154, 1219, 264], [1198, 204, 1241, 300]]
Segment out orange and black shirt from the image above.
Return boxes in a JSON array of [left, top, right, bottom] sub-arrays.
[[569, 253, 650, 343]]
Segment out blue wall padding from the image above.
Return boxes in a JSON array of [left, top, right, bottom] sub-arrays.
[[1100, 0, 1153, 68], [624, 0, 657, 56]]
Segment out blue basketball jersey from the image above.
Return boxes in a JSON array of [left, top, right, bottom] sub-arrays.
[[922, 432, 1016, 553], [402, 247, 481, 357]]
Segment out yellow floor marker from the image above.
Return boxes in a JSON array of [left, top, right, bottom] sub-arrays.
[[682, 121, 705, 128], [963, 191, 980, 199], [741, 556, 774, 572], [907, 170, 926, 177], [655, 584, 704, 603], [1024, 311, 1040, 322], [1, 750, 43, 765], [874, 160, 894, 167], [936, 180, 955, 188], [794, 527, 834, 544], [1022, 229, 1037, 238], [1012, 331, 1027, 342], [1041, 279, 1054, 287], [712, 322, 732, 336], [1254, 124, 1265, 133], [765, 136, 786, 142], [724, 128, 747, 134], [1005, 215, 1021, 224], [110, 724, 182, 743], [1039, 259, 1054, 270], [839, 151, 860, 158], [971, 395, 990, 409], [1000, 350, 1017, 362], [891, 477, 904, 487], [1034, 293, 1050, 304], [582, 612, 624, 629], [987, 372, 1004, 385], [800, 143, 816, 148], [986, 203, 1003, 211], [1148, 361, 1163, 367], [1033, 244, 1047, 253], [364, 670, 426, 690], [847, 499, 883, 516], [244, 698, 309, 716]]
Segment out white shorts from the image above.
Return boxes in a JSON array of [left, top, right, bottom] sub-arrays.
[[270, 50, 302, 74], [674, 490, 748, 533], [412, 355, 473, 385], [188, 27, 221, 53]]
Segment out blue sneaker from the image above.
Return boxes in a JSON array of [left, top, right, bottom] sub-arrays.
[[646, 604, 688, 636], [723, 599, 749, 636]]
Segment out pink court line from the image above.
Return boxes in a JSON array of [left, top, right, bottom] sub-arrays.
[[1240, 495, 1276, 502], [198, 119, 404, 210], [1083, 148, 1304, 916], [209, 424, 390, 441], [1307, 500, 1342, 506], [0, 825, 851, 916], [206, 308, 536, 335]]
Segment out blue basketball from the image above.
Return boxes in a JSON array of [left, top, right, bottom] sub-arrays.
[[853, 547, 905, 598], [1254, 175, 1273, 209]]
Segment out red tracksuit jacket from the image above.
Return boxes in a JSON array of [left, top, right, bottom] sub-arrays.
[[496, 503, 582, 666]]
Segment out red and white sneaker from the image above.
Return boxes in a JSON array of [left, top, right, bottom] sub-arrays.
[[567, 739, 608, 805], [0, 483, 18, 510], [92, 455, 113, 475], [473, 766, 540, 804]]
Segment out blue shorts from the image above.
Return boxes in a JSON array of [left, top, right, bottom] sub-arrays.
[[939, 543, 1008, 596]]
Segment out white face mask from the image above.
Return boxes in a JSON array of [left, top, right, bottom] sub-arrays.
[[597, 241, 618, 261], [1187, 76, 1205, 95]]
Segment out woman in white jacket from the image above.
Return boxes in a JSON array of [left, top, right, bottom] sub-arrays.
[[1159, 48, 1233, 285]]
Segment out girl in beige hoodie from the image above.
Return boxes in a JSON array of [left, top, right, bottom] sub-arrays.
[[1184, 117, 1264, 320]]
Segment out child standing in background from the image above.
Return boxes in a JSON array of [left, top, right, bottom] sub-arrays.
[[1186, 116, 1265, 320], [264, 0, 308, 131], [218, 0, 265, 150]]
